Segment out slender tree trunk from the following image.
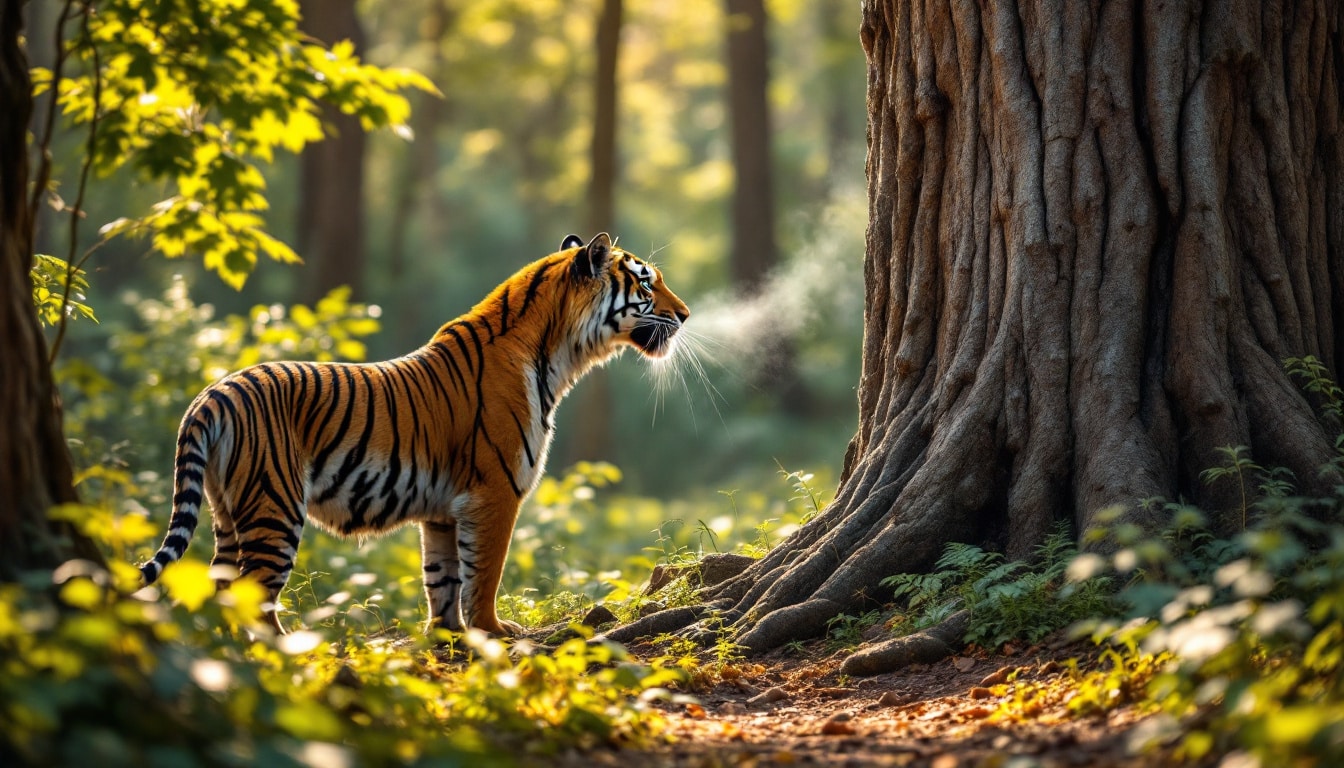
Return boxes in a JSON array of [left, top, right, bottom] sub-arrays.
[[387, 0, 453, 347], [725, 0, 777, 289], [297, 0, 367, 303], [560, 0, 622, 465], [639, 0, 1344, 655], [1, 2, 101, 579], [724, 0, 806, 409]]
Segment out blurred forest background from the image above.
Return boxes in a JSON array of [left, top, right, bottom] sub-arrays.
[[29, 0, 868, 503]]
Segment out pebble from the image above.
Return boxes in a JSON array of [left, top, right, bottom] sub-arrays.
[[820, 713, 857, 735], [877, 691, 908, 707], [749, 686, 790, 705], [719, 702, 746, 715]]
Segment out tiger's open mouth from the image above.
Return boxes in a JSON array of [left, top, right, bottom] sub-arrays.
[[630, 321, 679, 358]]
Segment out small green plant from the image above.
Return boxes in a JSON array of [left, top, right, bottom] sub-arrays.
[[779, 463, 827, 525], [881, 523, 1112, 648], [650, 614, 754, 690], [825, 609, 881, 651]]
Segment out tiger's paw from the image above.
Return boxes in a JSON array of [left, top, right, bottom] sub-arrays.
[[491, 618, 524, 638], [469, 618, 523, 638]]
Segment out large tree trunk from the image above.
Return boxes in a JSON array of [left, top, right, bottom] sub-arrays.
[[643, 0, 1344, 655], [297, 0, 368, 303], [1, 2, 100, 579], [559, 0, 622, 466]]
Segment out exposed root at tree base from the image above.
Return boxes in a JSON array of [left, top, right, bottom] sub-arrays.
[[840, 610, 970, 677]]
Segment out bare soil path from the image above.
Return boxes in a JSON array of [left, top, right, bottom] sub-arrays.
[[558, 637, 1176, 768]]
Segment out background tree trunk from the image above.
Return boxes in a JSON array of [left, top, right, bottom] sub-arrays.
[[387, 0, 453, 347], [1, 2, 100, 579], [725, 0, 777, 289], [559, 0, 622, 466], [725, 0, 805, 409], [297, 0, 368, 303], [684, 0, 1344, 654]]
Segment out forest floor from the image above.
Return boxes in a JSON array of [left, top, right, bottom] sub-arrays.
[[556, 632, 1176, 768]]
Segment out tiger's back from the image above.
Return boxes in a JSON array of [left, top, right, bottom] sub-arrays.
[[140, 233, 689, 636]]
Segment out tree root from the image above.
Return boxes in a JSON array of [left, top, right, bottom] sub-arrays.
[[599, 603, 726, 645], [839, 610, 970, 677]]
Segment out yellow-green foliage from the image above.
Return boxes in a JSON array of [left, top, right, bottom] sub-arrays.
[[38, 0, 434, 288], [0, 505, 679, 766]]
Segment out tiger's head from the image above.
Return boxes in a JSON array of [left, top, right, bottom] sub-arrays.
[[563, 232, 689, 359]]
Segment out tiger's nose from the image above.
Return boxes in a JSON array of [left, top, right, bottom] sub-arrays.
[[675, 308, 689, 324]]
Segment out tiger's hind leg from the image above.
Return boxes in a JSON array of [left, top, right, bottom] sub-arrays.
[[420, 520, 464, 633], [231, 470, 307, 634], [205, 476, 241, 590]]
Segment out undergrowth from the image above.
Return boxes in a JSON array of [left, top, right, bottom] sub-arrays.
[[995, 356, 1344, 765], [2, 457, 828, 766], [880, 523, 1114, 648], [0, 517, 681, 767]]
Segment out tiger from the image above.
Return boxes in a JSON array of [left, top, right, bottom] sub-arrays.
[[137, 233, 689, 636]]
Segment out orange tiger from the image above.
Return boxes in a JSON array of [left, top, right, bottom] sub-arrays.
[[138, 233, 689, 636]]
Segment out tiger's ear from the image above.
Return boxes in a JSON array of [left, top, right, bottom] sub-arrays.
[[573, 232, 613, 279], [560, 234, 584, 251]]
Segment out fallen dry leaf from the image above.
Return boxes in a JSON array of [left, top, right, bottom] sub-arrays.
[[979, 666, 1015, 687]]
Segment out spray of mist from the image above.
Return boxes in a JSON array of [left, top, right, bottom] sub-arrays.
[[646, 185, 867, 414]]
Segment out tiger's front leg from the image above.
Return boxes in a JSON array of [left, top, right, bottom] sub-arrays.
[[455, 502, 523, 637]]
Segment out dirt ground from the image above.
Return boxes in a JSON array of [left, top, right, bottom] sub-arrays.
[[557, 635, 1179, 768]]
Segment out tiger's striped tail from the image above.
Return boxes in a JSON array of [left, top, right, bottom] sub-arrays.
[[139, 404, 218, 584]]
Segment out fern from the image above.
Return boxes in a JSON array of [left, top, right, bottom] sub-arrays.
[[882, 522, 1114, 647]]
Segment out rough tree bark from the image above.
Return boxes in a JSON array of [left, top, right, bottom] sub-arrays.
[[631, 0, 1344, 655], [297, 0, 368, 303], [1, 1, 101, 580]]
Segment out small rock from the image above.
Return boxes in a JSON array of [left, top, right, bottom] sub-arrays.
[[719, 702, 746, 715], [332, 665, 362, 689], [749, 686, 790, 705], [698, 553, 755, 586], [637, 600, 666, 618], [732, 679, 759, 696], [816, 686, 852, 699], [1039, 660, 1062, 675], [877, 691, 908, 707], [644, 564, 690, 595], [581, 604, 618, 627], [952, 656, 977, 672], [978, 665, 1014, 687], [1002, 642, 1020, 655], [968, 686, 994, 699], [820, 713, 857, 735], [964, 705, 993, 719]]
